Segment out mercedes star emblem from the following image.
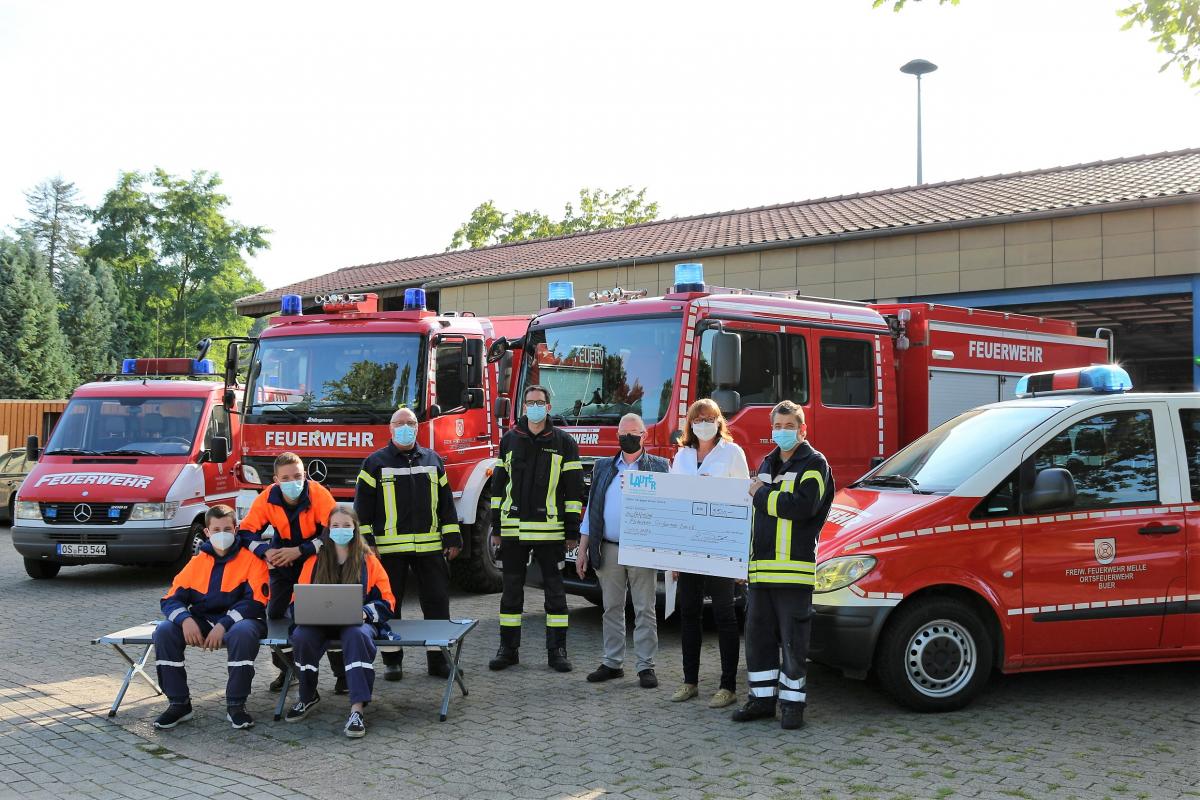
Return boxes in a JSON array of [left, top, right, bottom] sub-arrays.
[[73, 503, 93, 523], [308, 459, 328, 483]]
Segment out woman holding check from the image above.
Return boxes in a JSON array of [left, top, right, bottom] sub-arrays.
[[668, 398, 750, 709]]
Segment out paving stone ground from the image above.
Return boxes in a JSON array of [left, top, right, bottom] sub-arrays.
[[0, 524, 1196, 800]]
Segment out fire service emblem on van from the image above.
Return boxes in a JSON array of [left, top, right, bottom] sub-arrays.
[[455, 419, 465, 437], [1094, 537, 1116, 566], [307, 459, 328, 483]]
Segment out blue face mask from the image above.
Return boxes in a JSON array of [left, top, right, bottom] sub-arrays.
[[525, 404, 548, 424], [772, 429, 800, 452], [279, 479, 305, 500], [329, 527, 355, 546], [393, 425, 417, 447]]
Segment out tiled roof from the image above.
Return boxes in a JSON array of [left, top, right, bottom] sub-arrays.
[[237, 148, 1200, 313]]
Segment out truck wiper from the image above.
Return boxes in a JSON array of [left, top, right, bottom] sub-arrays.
[[44, 448, 99, 455], [99, 449, 157, 456], [252, 403, 308, 421], [862, 474, 929, 494]]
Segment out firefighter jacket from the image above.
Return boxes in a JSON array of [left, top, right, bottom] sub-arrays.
[[161, 539, 269, 630], [748, 442, 834, 587], [354, 443, 462, 555], [237, 480, 338, 559], [292, 550, 397, 628], [490, 419, 584, 542]]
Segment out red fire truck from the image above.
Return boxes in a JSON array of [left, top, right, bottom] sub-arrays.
[[12, 353, 240, 579], [232, 290, 528, 592], [499, 263, 1111, 600]]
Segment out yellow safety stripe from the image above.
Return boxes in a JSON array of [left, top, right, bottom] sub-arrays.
[[377, 540, 443, 554], [749, 559, 816, 571], [439, 472, 449, 486], [800, 469, 825, 502], [490, 497, 501, 509], [767, 490, 780, 517], [564, 501, 582, 514], [427, 472, 439, 535], [382, 469, 398, 536], [748, 572, 816, 586], [546, 614, 569, 628], [562, 461, 583, 472], [516, 532, 566, 541], [545, 453, 562, 521], [499, 613, 522, 627], [775, 479, 795, 561], [357, 470, 377, 488], [499, 453, 514, 518], [442, 523, 461, 534], [360, 523, 374, 535]]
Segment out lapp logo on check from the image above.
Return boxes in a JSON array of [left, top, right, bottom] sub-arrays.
[[628, 474, 658, 491]]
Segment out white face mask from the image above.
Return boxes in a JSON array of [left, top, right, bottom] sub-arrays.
[[208, 531, 235, 551], [692, 421, 718, 442]]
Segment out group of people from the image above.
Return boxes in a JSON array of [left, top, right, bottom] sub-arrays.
[[150, 385, 832, 738]]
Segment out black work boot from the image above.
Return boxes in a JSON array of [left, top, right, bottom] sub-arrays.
[[489, 646, 519, 671], [384, 659, 404, 682], [780, 702, 805, 730], [731, 697, 777, 722], [548, 647, 573, 673], [427, 650, 451, 678]]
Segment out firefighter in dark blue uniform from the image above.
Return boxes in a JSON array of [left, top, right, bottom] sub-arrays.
[[733, 400, 833, 730]]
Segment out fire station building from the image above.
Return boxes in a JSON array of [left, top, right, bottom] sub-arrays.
[[236, 149, 1200, 391]]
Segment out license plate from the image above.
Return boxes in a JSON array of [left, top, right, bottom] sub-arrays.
[[565, 546, 578, 562], [56, 543, 107, 557]]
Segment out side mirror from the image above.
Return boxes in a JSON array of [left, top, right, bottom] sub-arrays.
[[461, 388, 485, 409], [1026, 468, 1076, 513], [427, 403, 443, 420], [208, 436, 229, 464], [196, 338, 213, 362], [493, 395, 511, 421], [25, 435, 39, 463], [223, 388, 237, 410], [487, 337, 508, 365], [466, 339, 485, 387], [711, 331, 741, 387], [712, 388, 741, 416]]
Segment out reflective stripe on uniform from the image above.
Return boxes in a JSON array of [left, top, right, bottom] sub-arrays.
[[546, 614, 569, 628], [357, 469, 377, 488], [748, 558, 816, 585], [564, 501, 583, 514], [545, 453, 563, 520], [779, 689, 807, 703], [749, 685, 777, 697], [381, 466, 438, 476], [779, 674, 805, 690], [156, 660, 185, 668], [562, 460, 583, 472], [227, 660, 255, 668], [499, 613, 522, 627], [360, 523, 374, 535]]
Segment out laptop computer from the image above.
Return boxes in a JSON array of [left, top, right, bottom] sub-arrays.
[[293, 584, 364, 626]]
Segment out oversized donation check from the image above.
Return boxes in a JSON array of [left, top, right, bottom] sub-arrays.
[[617, 470, 752, 579]]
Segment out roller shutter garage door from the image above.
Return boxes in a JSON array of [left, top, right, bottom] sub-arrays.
[[928, 371, 1011, 429]]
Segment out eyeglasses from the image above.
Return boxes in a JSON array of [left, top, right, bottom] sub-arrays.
[[693, 416, 719, 424], [526, 400, 548, 408]]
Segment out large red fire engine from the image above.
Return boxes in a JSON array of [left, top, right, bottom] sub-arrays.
[[12, 352, 240, 579], [498, 263, 1110, 600], [232, 290, 527, 591]]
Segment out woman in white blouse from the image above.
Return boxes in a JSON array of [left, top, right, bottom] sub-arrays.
[[669, 398, 749, 708]]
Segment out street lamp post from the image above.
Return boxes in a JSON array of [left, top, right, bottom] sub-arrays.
[[900, 58, 938, 184]]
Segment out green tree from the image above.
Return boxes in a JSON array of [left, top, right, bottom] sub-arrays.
[[90, 169, 268, 358], [448, 187, 660, 250], [58, 261, 117, 380], [321, 360, 399, 408], [0, 237, 77, 398], [876, 0, 1200, 88], [18, 177, 91, 285]]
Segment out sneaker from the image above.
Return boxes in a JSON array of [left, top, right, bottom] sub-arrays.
[[489, 646, 519, 671], [670, 683, 698, 702], [268, 670, 297, 692], [226, 706, 254, 730], [586, 664, 624, 683], [638, 669, 659, 689], [731, 697, 777, 722], [153, 702, 193, 729], [344, 710, 366, 738], [780, 703, 805, 730], [284, 693, 320, 723], [708, 688, 737, 708], [548, 647, 573, 673], [334, 675, 348, 695]]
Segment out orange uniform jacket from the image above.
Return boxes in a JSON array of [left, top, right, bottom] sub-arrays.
[[161, 540, 270, 629], [292, 551, 396, 626], [237, 480, 338, 559]]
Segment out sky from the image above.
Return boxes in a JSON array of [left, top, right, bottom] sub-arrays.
[[1, 0, 1198, 296]]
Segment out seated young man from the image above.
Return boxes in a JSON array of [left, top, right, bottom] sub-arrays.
[[154, 504, 269, 730]]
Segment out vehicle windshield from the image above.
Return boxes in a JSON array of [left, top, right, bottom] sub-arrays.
[[45, 397, 206, 456], [861, 406, 1059, 493], [520, 316, 682, 424], [247, 333, 422, 420]]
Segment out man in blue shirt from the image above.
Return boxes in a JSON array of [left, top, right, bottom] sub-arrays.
[[576, 413, 670, 688]]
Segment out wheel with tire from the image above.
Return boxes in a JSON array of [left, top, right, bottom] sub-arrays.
[[875, 597, 994, 712], [451, 497, 503, 593], [170, 519, 205, 571], [24, 558, 61, 579]]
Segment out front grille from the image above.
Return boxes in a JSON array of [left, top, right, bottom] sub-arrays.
[[47, 532, 119, 543], [41, 502, 131, 525], [244, 455, 364, 490]]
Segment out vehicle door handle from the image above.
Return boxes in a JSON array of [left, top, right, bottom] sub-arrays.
[[1137, 524, 1181, 535]]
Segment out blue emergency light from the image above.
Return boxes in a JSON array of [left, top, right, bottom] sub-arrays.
[[547, 281, 575, 309], [121, 358, 138, 374], [191, 359, 215, 375], [280, 294, 303, 316], [1014, 365, 1133, 398], [672, 262, 706, 293], [44, 506, 57, 518], [403, 288, 427, 311]]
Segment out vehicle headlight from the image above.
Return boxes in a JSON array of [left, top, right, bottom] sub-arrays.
[[813, 555, 877, 593], [242, 463, 261, 484], [14, 501, 41, 520], [129, 502, 181, 521]]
